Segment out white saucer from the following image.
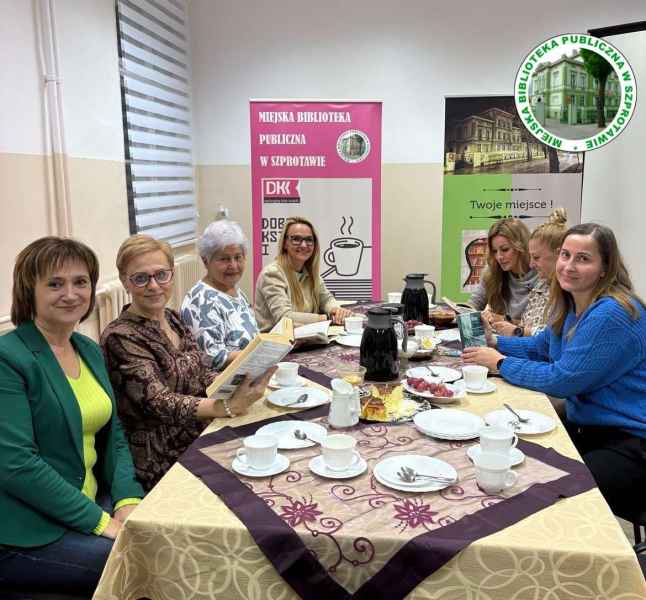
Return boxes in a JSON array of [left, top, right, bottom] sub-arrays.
[[466, 444, 525, 467], [374, 455, 457, 493], [267, 386, 331, 409], [414, 408, 485, 440], [256, 420, 327, 449], [334, 333, 363, 348], [484, 409, 556, 435], [232, 453, 290, 477], [436, 328, 460, 343], [308, 455, 367, 479], [406, 366, 462, 383], [466, 380, 497, 394], [268, 374, 308, 389]]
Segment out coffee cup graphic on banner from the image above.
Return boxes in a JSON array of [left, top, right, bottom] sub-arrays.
[[324, 237, 365, 276]]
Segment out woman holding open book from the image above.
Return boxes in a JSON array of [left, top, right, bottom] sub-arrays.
[[101, 235, 272, 491], [463, 223, 646, 520], [181, 220, 258, 369], [255, 216, 352, 331], [468, 217, 538, 324]]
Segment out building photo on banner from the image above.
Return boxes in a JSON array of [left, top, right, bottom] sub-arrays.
[[250, 101, 382, 301], [441, 95, 584, 302]]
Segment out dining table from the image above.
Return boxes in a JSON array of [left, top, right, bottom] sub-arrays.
[[92, 311, 646, 600]]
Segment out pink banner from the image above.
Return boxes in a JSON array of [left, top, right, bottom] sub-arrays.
[[250, 101, 382, 301]]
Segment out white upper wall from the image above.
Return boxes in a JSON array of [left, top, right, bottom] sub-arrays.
[[0, 1, 46, 155], [189, 0, 646, 165], [0, 0, 124, 161]]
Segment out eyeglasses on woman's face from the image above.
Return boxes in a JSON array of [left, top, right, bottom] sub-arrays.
[[287, 235, 315, 246], [128, 269, 174, 288]]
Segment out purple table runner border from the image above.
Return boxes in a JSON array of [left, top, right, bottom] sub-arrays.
[[180, 410, 595, 600]]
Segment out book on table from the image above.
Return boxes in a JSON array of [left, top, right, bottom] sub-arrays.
[[441, 296, 475, 315], [456, 311, 488, 348], [206, 317, 295, 400]]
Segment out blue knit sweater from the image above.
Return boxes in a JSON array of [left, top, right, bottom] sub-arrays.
[[497, 296, 646, 438]]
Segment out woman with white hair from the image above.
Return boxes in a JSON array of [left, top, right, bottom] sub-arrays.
[[181, 220, 258, 368]]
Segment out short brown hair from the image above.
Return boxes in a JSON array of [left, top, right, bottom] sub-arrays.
[[11, 237, 99, 325], [116, 234, 174, 277]]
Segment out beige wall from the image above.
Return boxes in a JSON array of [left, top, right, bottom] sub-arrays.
[[196, 163, 444, 301]]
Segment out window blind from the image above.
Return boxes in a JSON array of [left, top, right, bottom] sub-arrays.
[[116, 0, 197, 246]]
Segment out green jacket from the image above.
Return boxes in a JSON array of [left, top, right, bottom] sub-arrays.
[[0, 321, 144, 547]]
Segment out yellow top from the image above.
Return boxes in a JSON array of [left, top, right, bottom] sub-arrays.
[[67, 357, 141, 535]]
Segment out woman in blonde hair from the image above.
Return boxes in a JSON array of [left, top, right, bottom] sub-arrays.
[[469, 217, 538, 322], [464, 223, 646, 520], [101, 234, 273, 490], [493, 208, 568, 337], [255, 217, 352, 331]]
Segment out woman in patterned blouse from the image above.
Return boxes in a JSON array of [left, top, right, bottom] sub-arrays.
[[101, 235, 273, 490], [492, 208, 568, 337], [181, 220, 257, 369]]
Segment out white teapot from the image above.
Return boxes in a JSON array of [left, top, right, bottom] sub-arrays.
[[328, 378, 360, 428]]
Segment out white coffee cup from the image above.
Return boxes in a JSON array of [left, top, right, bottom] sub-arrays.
[[275, 362, 300, 385], [397, 338, 419, 358], [387, 292, 402, 304], [344, 315, 365, 334], [414, 324, 436, 339], [236, 434, 278, 470], [320, 434, 361, 472], [462, 365, 489, 390], [479, 425, 518, 455], [473, 451, 518, 494]]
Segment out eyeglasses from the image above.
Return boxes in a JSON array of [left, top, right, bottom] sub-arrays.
[[128, 269, 174, 288], [287, 235, 315, 246]]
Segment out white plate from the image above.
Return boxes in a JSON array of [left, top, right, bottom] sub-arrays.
[[406, 366, 461, 383], [232, 453, 290, 477], [267, 387, 331, 409], [467, 444, 525, 467], [401, 379, 465, 403], [414, 408, 485, 440], [256, 420, 328, 449], [466, 380, 497, 394], [374, 454, 457, 492], [268, 374, 308, 389], [334, 333, 363, 348], [484, 409, 556, 435], [308, 455, 368, 479], [436, 328, 460, 343]]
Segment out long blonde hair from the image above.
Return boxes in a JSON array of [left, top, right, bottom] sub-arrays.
[[276, 216, 322, 312], [483, 218, 531, 314], [530, 208, 568, 252], [550, 223, 644, 335]]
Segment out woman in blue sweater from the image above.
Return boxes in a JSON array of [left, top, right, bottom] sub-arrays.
[[463, 223, 646, 520]]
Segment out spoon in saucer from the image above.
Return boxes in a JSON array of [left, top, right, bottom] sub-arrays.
[[293, 429, 320, 445], [283, 393, 308, 407], [503, 403, 530, 423]]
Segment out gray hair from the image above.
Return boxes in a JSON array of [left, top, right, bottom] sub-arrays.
[[197, 220, 248, 261]]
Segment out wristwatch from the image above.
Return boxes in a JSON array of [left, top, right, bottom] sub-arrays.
[[513, 326, 524, 337]]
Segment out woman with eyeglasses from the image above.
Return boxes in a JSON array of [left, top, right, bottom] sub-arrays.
[[100, 235, 273, 491], [181, 220, 257, 369], [255, 216, 352, 331]]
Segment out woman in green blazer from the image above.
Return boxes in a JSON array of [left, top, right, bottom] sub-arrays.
[[0, 237, 144, 595]]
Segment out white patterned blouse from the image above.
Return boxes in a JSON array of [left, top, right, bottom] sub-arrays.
[[180, 280, 258, 369]]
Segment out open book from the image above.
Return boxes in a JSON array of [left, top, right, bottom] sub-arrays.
[[206, 317, 294, 400], [441, 296, 476, 315]]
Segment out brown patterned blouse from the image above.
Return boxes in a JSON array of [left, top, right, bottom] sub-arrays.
[[100, 306, 217, 491]]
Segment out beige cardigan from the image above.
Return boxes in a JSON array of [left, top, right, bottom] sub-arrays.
[[254, 261, 339, 332]]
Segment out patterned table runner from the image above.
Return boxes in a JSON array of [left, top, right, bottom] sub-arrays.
[[180, 408, 595, 599]]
